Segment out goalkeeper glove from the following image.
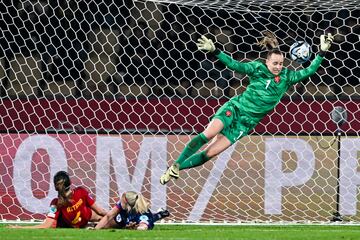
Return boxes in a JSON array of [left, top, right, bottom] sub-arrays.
[[196, 35, 216, 52], [320, 33, 334, 52]]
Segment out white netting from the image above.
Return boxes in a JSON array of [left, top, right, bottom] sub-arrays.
[[0, 0, 359, 223], [141, 0, 360, 12]]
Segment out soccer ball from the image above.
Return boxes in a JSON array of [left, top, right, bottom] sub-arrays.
[[289, 41, 312, 64], [330, 106, 348, 126]]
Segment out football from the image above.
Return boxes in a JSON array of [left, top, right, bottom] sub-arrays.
[[330, 106, 348, 126], [289, 41, 312, 64]]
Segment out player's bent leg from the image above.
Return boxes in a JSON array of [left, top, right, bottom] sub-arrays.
[[204, 134, 232, 159], [175, 133, 209, 166], [179, 134, 231, 170], [179, 151, 209, 169], [203, 118, 225, 140], [160, 119, 225, 185], [153, 207, 170, 222], [158, 208, 170, 218]]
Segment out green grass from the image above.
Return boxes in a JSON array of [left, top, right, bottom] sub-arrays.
[[1, 224, 360, 240]]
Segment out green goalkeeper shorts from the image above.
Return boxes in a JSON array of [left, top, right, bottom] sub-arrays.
[[212, 101, 259, 144]]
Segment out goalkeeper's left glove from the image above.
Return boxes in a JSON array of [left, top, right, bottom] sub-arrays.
[[196, 35, 216, 53], [320, 33, 334, 52]]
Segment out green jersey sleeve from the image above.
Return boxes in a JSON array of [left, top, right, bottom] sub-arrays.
[[213, 51, 325, 122], [215, 51, 258, 75], [288, 55, 324, 84]]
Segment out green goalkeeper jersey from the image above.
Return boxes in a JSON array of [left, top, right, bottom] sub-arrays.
[[215, 51, 324, 120]]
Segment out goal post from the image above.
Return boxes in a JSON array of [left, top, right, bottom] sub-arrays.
[[0, 0, 359, 223]]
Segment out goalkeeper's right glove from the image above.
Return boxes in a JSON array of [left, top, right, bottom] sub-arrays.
[[196, 35, 216, 52], [320, 33, 334, 52]]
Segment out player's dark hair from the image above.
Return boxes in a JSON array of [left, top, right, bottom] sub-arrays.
[[54, 171, 72, 207]]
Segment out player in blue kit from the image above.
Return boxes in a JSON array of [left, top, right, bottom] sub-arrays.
[[94, 191, 169, 230]]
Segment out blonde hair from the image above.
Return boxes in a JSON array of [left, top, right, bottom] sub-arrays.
[[257, 31, 279, 50], [124, 191, 150, 214]]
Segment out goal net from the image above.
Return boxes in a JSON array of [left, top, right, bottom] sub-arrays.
[[0, 0, 359, 223]]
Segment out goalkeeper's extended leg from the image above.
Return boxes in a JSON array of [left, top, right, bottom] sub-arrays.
[[160, 150, 214, 185], [160, 133, 208, 185], [179, 134, 231, 170], [179, 151, 210, 170], [176, 133, 209, 165], [160, 119, 224, 185]]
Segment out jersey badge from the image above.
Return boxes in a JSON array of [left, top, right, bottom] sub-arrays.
[[50, 205, 57, 214], [116, 214, 122, 222], [274, 76, 281, 83], [139, 215, 150, 225], [47, 205, 57, 218], [225, 110, 232, 117]]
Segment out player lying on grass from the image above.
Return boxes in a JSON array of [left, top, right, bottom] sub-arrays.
[[160, 31, 334, 185], [91, 191, 169, 230], [9, 171, 107, 228]]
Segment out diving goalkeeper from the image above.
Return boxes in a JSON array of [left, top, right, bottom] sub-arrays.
[[160, 31, 334, 185]]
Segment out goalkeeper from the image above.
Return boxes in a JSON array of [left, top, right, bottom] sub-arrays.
[[160, 31, 334, 185]]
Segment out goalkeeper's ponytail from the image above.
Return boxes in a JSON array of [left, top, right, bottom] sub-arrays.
[[257, 31, 282, 58], [257, 31, 279, 50]]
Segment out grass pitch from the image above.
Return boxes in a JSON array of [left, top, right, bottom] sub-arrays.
[[1, 224, 360, 240]]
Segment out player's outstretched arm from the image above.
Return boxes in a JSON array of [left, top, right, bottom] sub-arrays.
[[289, 33, 334, 84], [196, 35, 255, 74], [90, 202, 108, 218], [94, 206, 119, 229]]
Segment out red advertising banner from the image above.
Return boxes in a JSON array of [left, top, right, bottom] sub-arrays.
[[0, 98, 358, 134]]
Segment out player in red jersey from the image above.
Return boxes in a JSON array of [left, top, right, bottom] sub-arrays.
[[10, 171, 107, 228]]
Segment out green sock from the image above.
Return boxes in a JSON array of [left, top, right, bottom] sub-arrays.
[[179, 151, 211, 170], [175, 133, 208, 165]]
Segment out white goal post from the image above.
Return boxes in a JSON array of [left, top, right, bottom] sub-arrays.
[[0, 0, 359, 223]]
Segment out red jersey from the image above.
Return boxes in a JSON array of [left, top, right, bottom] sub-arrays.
[[47, 187, 95, 228]]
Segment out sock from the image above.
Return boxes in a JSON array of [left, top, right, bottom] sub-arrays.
[[153, 213, 161, 222], [152, 209, 169, 222], [179, 151, 211, 170], [175, 133, 208, 166]]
